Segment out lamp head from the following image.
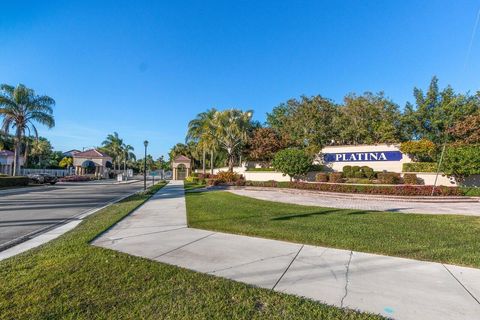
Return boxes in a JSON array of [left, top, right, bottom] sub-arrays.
[[144, 140, 149, 147]]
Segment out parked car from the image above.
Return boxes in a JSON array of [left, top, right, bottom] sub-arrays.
[[27, 173, 58, 185]]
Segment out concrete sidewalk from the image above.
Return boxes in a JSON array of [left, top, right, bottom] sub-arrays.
[[93, 181, 480, 320]]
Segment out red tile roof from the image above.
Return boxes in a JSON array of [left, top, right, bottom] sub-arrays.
[[174, 155, 191, 162], [73, 149, 111, 158]]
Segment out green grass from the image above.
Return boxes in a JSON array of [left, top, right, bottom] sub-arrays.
[[461, 186, 480, 197], [0, 183, 382, 320], [186, 190, 480, 268], [184, 181, 207, 191]]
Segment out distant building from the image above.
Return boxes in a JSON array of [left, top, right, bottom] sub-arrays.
[[62, 149, 81, 157], [171, 155, 191, 180], [0, 150, 25, 175], [72, 149, 113, 178]]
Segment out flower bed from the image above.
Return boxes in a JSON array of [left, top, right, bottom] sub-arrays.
[[244, 180, 463, 196], [58, 175, 93, 182]]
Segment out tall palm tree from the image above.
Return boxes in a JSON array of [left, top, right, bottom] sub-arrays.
[[0, 84, 55, 175], [102, 132, 124, 171], [212, 109, 253, 172], [121, 143, 135, 172], [186, 108, 217, 174]]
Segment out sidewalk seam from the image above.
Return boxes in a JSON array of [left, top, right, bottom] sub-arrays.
[[153, 232, 215, 259], [442, 264, 480, 305], [340, 250, 353, 308], [271, 244, 304, 290]]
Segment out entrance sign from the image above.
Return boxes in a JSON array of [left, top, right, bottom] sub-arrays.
[[324, 151, 402, 162]]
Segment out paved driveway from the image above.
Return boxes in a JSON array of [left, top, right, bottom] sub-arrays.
[[228, 188, 480, 216], [0, 180, 153, 251]]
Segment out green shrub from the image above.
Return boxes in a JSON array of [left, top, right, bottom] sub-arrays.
[[328, 172, 343, 183], [272, 149, 312, 181], [377, 172, 401, 184], [403, 162, 437, 172], [309, 164, 324, 172], [442, 144, 480, 183], [352, 166, 360, 173], [0, 176, 29, 187], [403, 173, 418, 185], [361, 166, 375, 179], [315, 172, 328, 182], [400, 139, 437, 162], [353, 171, 365, 178], [345, 178, 374, 184], [342, 166, 352, 178]]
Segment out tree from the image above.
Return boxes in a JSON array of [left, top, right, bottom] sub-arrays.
[[101, 132, 124, 170], [267, 95, 338, 154], [448, 112, 480, 145], [272, 149, 312, 181], [186, 108, 217, 174], [30, 137, 53, 167], [247, 128, 285, 167], [169, 143, 192, 162], [402, 77, 480, 143], [121, 144, 135, 171], [336, 92, 403, 145], [0, 84, 55, 175], [59, 157, 73, 168], [212, 109, 253, 172], [442, 145, 480, 183], [399, 139, 437, 162]]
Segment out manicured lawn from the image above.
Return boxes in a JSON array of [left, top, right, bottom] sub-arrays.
[[461, 186, 480, 197], [0, 183, 382, 320], [186, 190, 480, 268]]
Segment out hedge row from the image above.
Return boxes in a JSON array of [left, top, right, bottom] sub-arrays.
[[0, 176, 29, 187], [403, 162, 437, 172], [244, 180, 462, 196]]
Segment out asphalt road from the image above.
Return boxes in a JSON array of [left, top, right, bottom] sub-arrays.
[[0, 180, 155, 251]]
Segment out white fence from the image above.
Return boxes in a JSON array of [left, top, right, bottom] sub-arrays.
[[21, 168, 74, 177]]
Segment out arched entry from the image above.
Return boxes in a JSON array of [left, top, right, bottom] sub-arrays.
[[177, 164, 187, 180], [81, 160, 96, 174]]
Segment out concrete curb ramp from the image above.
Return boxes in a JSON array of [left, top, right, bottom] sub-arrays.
[[93, 181, 480, 320]]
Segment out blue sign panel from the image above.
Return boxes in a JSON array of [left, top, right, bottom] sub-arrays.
[[323, 151, 403, 162]]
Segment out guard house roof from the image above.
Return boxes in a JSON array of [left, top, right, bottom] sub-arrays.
[[73, 149, 111, 158], [173, 155, 191, 162]]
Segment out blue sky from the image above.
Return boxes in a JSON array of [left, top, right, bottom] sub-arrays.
[[1, 1, 479, 158]]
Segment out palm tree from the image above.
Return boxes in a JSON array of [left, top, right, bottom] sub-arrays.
[[121, 143, 135, 173], [186, 108, 217, 174], [212, 109, 253, 172], [102, 132, 124, 171], [0, 84, 55, 175]]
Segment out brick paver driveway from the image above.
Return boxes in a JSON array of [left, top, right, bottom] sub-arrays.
[[228, 188, 480, 216]]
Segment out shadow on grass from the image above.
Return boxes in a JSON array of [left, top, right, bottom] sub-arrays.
[[271, 209, 345, 220]]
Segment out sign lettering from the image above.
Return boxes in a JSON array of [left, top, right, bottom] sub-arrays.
[[323, 151, 402, 162]]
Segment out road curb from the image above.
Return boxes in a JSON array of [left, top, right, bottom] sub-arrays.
[[0, 186, 148, 261]]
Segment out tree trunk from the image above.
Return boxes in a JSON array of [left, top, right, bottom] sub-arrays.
[[210, 151, 214, 175], [13, 128, 23, 176], [23, 139, 29, 167], [202, 148, 206, 174], [228, 152, 234, 172]]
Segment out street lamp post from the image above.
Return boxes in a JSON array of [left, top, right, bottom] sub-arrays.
[[143, 140, 148, 191]]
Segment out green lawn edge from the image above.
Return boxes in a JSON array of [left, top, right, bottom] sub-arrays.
[[185, 185, 480, 269], [0, 182, 383, 320]]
